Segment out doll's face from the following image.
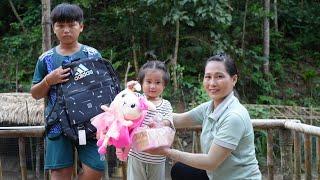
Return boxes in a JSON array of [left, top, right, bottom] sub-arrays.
[[116, 90, 141, 120]]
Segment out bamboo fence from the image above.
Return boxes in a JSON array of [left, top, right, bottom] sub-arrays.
[[0, 93, 319, 179]]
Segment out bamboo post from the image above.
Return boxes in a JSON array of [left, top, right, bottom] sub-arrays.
[[121, 162, 127, 180], [44, 139, 49, 180], [29, 137, 35, 176], [304, 133, 312, 180], [104, 155, 109, 180], [192, 131, 196, 153], [73, 148, 78, 179], [196, 130, 201, 153], [18, 137, 27, 180], [35, 138, 41, 179], [267, 129, 274, 180], [279, 129, 293, 180], [294, 131, 301, 180]]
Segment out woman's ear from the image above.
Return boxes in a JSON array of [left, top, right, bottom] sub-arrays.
[[232, 75, 238, 86]]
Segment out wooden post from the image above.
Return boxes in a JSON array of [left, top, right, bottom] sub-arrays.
[[29, 137, 35, 176], [192, 131, 196, 153], [279, 129, 293, 180], [294, 131, 301, 180], [304, 134, 312, 180], [73, 148, 78, 179], [121, 162, 127, 180], [44, 139, 49, 180], [18, 137, 27, 180], [104, 155, 109, 180], [195, 130, 201, 153], [267, 130, 274, 180], [35, 138, 41, 179]]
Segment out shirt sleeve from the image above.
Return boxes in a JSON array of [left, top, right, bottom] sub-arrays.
[[32, 59, 46, 84], [213, 112, 246, 150], [84, 45, 102, 58], [162, 100, 173, 126], [95, 51, 102, 58], [188, 101, 211, 124]]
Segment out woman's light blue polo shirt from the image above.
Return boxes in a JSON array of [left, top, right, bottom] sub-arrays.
[[188, 92, 261, 180]]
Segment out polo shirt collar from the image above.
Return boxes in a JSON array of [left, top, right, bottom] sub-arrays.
[[208, 91, 236, 122]]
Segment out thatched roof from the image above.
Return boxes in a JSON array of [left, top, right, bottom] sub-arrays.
[[0, 93, 44, 125]]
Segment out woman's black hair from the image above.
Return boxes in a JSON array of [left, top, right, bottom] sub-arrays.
[[206, 53, 238, 76], [138, 60, 170, 86], [50, 3, 83, 25]]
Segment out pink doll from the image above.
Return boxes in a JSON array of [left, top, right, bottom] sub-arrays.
[[91, 83, 155, 161]]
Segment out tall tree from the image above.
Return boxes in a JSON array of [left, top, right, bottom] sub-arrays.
[[263, 0, 270, 74], [41, 0, 51, 52], [241, 0, 249, 55], [274, 0, 278, 33]]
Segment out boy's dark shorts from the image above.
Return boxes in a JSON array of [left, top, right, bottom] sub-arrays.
[[44, 135, 105, 172]]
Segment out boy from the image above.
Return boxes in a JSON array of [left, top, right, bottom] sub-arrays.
[[31, 3, 104, 179]]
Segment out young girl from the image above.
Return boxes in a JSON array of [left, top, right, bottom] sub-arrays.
[[127, 60, 173, 180]]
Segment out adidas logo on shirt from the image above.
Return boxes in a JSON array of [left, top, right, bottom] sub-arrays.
[[74, 64, 94, 81]]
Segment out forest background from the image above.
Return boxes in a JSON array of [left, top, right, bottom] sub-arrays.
[[0, 0, 319, 108], [0, 0, 319, 172]]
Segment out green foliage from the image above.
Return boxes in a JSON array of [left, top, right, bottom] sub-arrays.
[[246, 106, 270, 119], [254, 131, 267, 167], [0, 0, 319, 107]]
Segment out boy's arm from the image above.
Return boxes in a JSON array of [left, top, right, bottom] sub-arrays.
[[30, 76, 51, 100], [30, 66, 70, 100]]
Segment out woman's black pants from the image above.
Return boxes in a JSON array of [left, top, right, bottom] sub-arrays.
[[171, 162, 209, 180]]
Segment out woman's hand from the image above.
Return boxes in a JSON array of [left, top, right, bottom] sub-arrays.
[[144, 147, 170, 156]]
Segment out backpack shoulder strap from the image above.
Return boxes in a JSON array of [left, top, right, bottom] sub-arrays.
[[100, 58, 121, 94]]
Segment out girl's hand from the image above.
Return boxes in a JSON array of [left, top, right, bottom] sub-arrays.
[[147, 121, 158, 128], [126, 80, 141, 91], [116, 147, 129, 161], [46, 66, 71, 85], [148, 120, 170, 128], [126, 80, 138, 89]]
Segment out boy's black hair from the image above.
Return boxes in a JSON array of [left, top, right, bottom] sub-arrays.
[[50, 3, 83, 25], [138, 60, 170, 86]]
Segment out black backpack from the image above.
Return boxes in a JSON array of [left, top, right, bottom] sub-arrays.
[[46, 57, 120, 144]]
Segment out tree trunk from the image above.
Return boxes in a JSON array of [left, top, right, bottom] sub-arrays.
[[129, 11, 139, 76], [263, 0, 270, 74], [124, 61, 131, 86], [42, 0, 51, 52], [172, 20, 179, 91], [15, 62, 18, 92], [274, 0, 278, 33], [41, 2, 51, 178], [8, 0, 27, 32], [171, 20, 185, 112], [241, 0, 249, 55], [131, 35, 139, 75]]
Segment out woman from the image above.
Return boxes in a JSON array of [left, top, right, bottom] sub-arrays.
[[149, 54, 261, 180]]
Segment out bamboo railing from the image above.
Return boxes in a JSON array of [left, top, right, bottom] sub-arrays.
[[0, 119, 320, 180]]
